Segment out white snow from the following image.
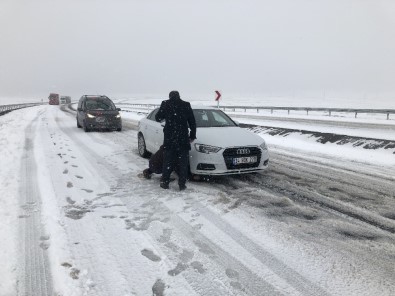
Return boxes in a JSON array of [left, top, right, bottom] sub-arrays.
[[0, 97, 394, 295]]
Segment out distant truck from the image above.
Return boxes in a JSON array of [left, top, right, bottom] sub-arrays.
[[60, 96, 71, 104], [48, 93, 60, 105]]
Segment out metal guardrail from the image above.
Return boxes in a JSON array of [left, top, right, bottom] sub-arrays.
[[0, 103, 45, 115], [117, 103, 395, 120], [216, 106, 395, 120]]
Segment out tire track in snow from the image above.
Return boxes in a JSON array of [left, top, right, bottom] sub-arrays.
[[243, 155, 395, 234], [18, 112, 53, 296], [48, 109, 138, 295], [55, 110, 330, 296]]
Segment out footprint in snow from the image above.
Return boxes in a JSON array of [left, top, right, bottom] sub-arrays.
[[61, 262, 72, 268], [63, 169, 68, 174], [152, 279, 165, 296], [191, 261, 206, 274], [39, 241, 50, 250], [69, 268, 80, 280], [225, 268, 239, 279], [81, 189, 93, 193], [193, 224, 203, 230], [179, 249, 194, 263], [141, 249, 161, 262], [67, 182, 73, 188], [226, 268, 244, 291], [66, 197, 76, 204], [75, 175, 83, 179], [168, 262, 188, 276]]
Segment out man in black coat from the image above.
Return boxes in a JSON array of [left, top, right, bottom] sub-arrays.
[[155, 91, 196, 190]]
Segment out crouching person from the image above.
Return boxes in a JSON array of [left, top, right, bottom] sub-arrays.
[[143, 145, 164, 179]]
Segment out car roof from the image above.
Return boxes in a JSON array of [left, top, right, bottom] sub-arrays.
[[82, 95, 110, 99], [152, 105, 217, 110]]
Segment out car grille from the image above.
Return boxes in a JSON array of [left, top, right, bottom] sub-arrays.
[[223, 146, 262, 169], [95, 116, 119, 124]]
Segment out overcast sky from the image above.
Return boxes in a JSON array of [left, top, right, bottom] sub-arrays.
[[1, 0, 395, 101]]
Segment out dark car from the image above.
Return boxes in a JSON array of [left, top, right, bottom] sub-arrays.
[[76, 95, 122, 132]]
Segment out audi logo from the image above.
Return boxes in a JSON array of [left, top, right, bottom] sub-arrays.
[[236, 148, 250, 155]]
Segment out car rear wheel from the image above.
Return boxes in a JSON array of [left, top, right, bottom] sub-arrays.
[[138, 133, 150, 158], [77, 119, 82, 128], [117, 126, 122, 132]]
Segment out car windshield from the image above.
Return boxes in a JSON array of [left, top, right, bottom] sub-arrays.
[[85, 98, 116, 110], [193, 109, 237, 127]]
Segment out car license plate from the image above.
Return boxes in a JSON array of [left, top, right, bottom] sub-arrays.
[[232, 156, 257, 165], [96, 117, 105, 123]]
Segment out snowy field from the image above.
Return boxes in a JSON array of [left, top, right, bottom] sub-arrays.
[[0, 97, 394, 296], [2, 93, 395, 109]]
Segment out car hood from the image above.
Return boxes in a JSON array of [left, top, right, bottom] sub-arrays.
[[195, 127, 264, 148], [87, 110, 119, 116]]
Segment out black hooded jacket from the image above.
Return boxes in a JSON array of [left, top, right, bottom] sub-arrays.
[[155, 91, 196, 150]]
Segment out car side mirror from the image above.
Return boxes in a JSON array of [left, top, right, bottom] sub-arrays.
[[77, 107, 82, 111], [117, 108, 121, 111]]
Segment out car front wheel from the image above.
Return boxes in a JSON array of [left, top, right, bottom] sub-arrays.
[[83, 120, 90, 132], [138, 133, 150, 158]]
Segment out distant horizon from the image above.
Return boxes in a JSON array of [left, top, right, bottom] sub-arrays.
[[1, 89, 395, 100], [1, 92, 395, 109]]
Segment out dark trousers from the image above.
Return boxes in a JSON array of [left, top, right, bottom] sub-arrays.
[[149, 161, 162, 174], [162, 149, 189, 186]]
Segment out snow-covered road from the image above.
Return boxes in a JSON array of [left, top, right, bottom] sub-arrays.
[[1, 105, 395, 295]]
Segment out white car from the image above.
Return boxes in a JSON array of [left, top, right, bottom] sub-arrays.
[[137, 106, 269, 176]]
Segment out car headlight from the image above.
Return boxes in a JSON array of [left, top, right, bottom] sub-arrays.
[[194, 143, 221, 154], [116, 114, 121, 118], [260, 141, 268, 151], [87, 113, 95, 118]]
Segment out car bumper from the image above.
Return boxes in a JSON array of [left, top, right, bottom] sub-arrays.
[[189, 148, 269, 175], [85, 118, 122, 130]]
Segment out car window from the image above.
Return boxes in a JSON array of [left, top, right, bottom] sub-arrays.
[[193, 109, 236, 127], [212, 111, 229, 124], [148, 109, 159, 121], [85, 98, 116, 110]]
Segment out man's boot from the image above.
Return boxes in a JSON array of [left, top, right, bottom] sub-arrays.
[[143, 169, 152, 179], [160, 181, 169, 189]]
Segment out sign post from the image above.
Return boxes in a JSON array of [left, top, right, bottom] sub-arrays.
[[215, 90, 221, 108]]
